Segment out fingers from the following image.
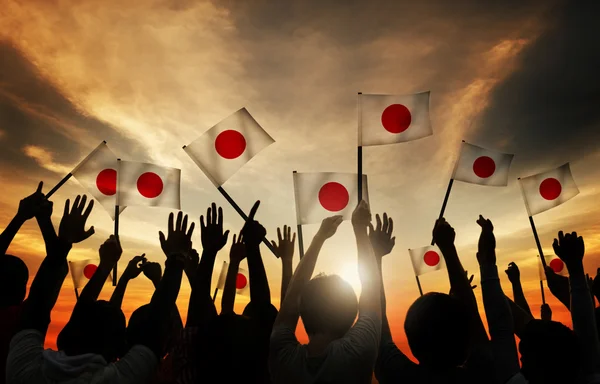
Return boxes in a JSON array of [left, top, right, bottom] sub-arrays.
[[73, 195, 81, 213], [368, 223, 374, 236], [552, 238, 560, 255], [270, 240, 277, 249], [79, 195, 88, 213], [217, 206, 223, 228], [388, 217, 394, 235], [207, 205, 212, 225], [200, 215, 206, 230], [168, 212, 174, 236], [382, 213, 388, 233], [83, 226, 95, 241], [36, 181, 43, 193], [375, 214, 382, 232], [291, 232, 296, 245], [249, 200, 260, 220], [223, 230, 230, 243], [159, 231, 166, 247], [83, 199, 94, 220], [286, 225, 291, 240], [64, 199, 70, 217], [558, 231, 565, 243], [277, 227, 283, 243], [176, 211, 183, 232], [181, 214, 188, 233], [187, 222, 195, 238]]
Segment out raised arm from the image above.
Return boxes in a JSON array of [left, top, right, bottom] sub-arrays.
[[354, 201, 381, 318], [505, 262, 533, 316], [1, 182, 45, 255], [241, 201, 271, 305], [553, 231, 600, 376], [221, 232, 245, 315], [544, 266, 571, 311], [271, 226, 296, 303], [109, 254, 146, 308], [273, 215, 343, 330], [196, 203, 229, 294], [79, 234, 121, 303]]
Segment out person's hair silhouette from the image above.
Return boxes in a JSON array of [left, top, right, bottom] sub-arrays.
[[0, 255, 28, 307]]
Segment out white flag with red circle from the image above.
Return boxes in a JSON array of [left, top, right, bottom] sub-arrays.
[[519, 163, 579, 216], [409, 245, 446, 276], [359, 92, 432, 146], [293, 172, 369, 225], [116, 160, 181, 209], [183, 108, 274, 187], [69, 259, 110, 289], [216, 261, 249, 295], [71, 141, 125, 220], [453, 142, 514, 186], [538, 255, 568, 279]]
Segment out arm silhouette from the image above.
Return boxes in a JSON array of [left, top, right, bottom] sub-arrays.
[[221, 232, 245, 315], [271, 226, 295, 303], [110, 254, 146, 308], [505, 262, 533, 317], [242, 201, 271, 306]]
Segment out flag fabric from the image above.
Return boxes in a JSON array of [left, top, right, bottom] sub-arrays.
[[519, 163, 579, 216], [293, 172, 369, 225], [183, 108, 275, 187], [116, 160, 181, 209], [359, 91, 432, 146], [453, 142, 514, 186], [71, 141, 125, 220], [69, 259, 110, 289], [538, 255, 568, 279], [216, 261, 249, 295], [409, 245, 446, 276]]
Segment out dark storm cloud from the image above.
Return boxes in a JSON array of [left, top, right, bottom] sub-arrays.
[[474, 0, 600, 169]]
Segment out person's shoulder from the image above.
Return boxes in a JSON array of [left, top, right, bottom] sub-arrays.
[[9, 329, 43, 348], [505, 372, 529, 384]]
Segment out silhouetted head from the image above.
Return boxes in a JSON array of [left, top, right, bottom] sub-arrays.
[[405, 292, 470, 370], [519, 319, 581, 384], [0, 255, 28, 307], [127, 304, 180, 357], [57, 300, 127, 362], [299, 274, 358, 339]]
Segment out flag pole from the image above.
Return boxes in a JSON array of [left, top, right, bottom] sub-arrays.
[[357, 92, 363, 202], [415, 275, 424, 296], [292, 171, 305, 259], [212, 287, 219, 302], [46, 173, 73, 198], [74, 287, 80, 300], [430, 179, 455, 246], [113, 158, 121, 286], [518, 177, 548, 269], [540, 280, 546, 305]]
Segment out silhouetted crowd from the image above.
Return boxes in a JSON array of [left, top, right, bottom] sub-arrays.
[[2, 183, 600, 384]]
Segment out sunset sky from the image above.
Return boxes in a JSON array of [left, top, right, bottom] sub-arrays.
[[1, 0, 600, 359]]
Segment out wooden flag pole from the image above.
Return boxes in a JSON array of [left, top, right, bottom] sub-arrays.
[[215, 186, 277, 256], [113, 205, 120, 286], [528, 215, 547, 268], [292, 171, 305, 259], [415, 275, 424, 296], [46, 173, 73, 199], [357, 92, 363, 202], [74, 287, 80, 300], [430, 178, 455, 246], [212, 287, 219, 303], [540, 280, 546, 305]]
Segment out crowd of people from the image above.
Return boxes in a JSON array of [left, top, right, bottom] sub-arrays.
[[1, 181, 600, 384]]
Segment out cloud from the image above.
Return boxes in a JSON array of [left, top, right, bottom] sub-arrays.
[[23, 145, 73, 174]]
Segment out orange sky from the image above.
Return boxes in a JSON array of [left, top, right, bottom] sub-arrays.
[[1, 0, 600, 365]]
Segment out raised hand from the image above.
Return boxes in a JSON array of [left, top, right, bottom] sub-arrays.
[[505, 262, 521, 285], [432, 217, 455, 250], [58, 195, 95, 244], [476, 215, 496, 266], [159, 211, 195, 261], [200, 203, 229, 253], [316, 215, 344, 240], [271, 225, 296, 261], [552, 231, 585, 271], [230, 232, 246, 263], [450, 270, 477, 296], [541, 303, 552, 321], [351, 200, 371, 230], [99, 235, 123, 268], [184, 248, 200, 282], [142, 262, 162, 286], [122, 254, 147, 280], [368, 213, 395, 258], [241, 201, 267, 248], [17, 181, 47, 221]]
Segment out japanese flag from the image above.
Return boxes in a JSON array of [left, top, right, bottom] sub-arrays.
[[183, 108, 274, 187], [519, 163, 579, 216], [216, 261, 249, 295], [69, 260, 111, 289], [409, 245, 445, 276], [116, 160, 181, 209], [71, 141, 125, 220], [538, 255, 568, 279], [359, 91, 432, 146], [293, 172, 369, 225], [453, 142, 514, 186]]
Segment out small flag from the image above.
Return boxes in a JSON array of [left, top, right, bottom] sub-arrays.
[[519, 163, 579, 216], [69, 260, 111, 289], [453, 142, 514, 186], [183, 108, 275, 187], [538, 255, 568, 279], [409, 245, 445, 276], [116, 160, 181, 209], [293, 172, 369, 225], [216, 261, 249, 295], [359, 91, 432, 147], [71, 141, 125, 220]]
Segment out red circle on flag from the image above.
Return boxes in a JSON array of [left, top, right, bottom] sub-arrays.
[[96, 169, 117, 196], [83, 264, 98, 279], [236, 273, 247, 289], [318, 182, 350, 212], [549, 258, 564, 274], [215, 130, 247, 159], [381, 104, 412, 134], [539, 178, 562, 200], [137, 172, 163, 198], [423, 251, 440, 266], [472, 156, 496, 178]]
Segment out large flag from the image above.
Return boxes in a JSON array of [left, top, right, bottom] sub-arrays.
[[409, 245, 446, 276], [71, 141, 125, 220], [216, 261, 249, 295], [183, 108, 275, 187], [538, 255, 568, 279], [293, 172, 369, 225], [116, 160, 181, 209], [519, 163, 579, 216], [69, 259, 111, 289], [453, 142, 514, 186], [359, 91, 432, 146]]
